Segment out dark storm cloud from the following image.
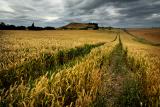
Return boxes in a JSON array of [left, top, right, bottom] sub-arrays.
[[119, 3, 160, 17], [59, 0, 160, 27], [0, 0, 160, 27], [64, 0, 140, 16]]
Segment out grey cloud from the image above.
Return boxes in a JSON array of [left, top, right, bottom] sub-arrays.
[[0, 0, 160, 27]]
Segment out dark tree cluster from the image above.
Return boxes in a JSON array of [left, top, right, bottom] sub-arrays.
[[0, 22, 55, 30], [99, 26, 113, 30], [43, 27, 56, 30], [88, 23, 99, 30], [0, 22, 26, 30]]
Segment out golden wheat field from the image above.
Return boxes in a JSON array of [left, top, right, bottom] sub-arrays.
[[0, 29, 160, 106]]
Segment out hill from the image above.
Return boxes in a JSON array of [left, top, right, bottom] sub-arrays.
[[58, 22, 99, 30]]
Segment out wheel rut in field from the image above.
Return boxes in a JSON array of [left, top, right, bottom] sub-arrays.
[[107, 34, 129, 106], [96, 33, 133, 107], [100, 31, 151, 107]]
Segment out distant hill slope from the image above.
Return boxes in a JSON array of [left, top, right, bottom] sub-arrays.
[[58, 22, 99, 30]]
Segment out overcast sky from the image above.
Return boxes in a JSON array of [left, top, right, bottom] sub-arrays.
[[0, 0, 160, 28]]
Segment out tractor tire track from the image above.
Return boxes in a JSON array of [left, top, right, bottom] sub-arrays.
[[95, 32, 130, 107]]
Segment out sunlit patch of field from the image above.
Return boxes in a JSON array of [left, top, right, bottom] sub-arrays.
[[127, 28, 160, 43], [0, 30, 115, 71]]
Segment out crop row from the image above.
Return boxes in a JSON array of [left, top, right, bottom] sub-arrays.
[[0, 42, 105, 90]]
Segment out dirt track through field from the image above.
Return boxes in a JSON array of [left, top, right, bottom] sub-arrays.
[[97, 32, 139, 106]]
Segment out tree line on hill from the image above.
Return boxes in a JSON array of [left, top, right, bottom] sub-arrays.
[[0, 22, 55, 30], [0, 22, 116, 30]]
